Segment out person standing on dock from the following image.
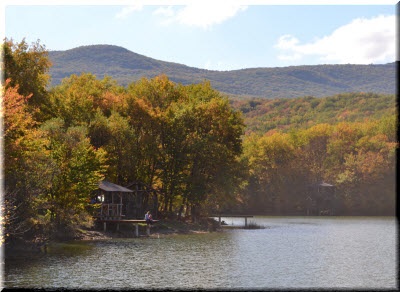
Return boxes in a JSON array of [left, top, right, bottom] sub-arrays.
[[145, 211, 153, 226]]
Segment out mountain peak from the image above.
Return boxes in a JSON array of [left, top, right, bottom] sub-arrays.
[[49, 45, 396, 98]]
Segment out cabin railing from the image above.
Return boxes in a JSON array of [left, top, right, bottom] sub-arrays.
[[100, 203, 124, 219]]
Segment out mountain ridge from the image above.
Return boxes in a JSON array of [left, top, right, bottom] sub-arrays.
[[48, 44, 396, 98]]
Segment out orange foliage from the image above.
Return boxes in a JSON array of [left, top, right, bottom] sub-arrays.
[[2, 79, 34, 139]]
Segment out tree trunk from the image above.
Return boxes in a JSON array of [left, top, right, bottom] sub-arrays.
[[168, 196, 173, 214], [178, 197, 187, 220], [162, 192, 169, 213], [191, 204, 197, 223], [153, 191, 159, 219]]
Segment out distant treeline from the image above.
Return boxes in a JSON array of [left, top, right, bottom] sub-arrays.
[[2, 39, 397, 244], [239, 118, 396, 215]]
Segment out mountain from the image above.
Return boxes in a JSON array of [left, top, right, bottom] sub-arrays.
[[48, 45, 396, 98]]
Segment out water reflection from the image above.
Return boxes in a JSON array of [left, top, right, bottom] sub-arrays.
[[3, 217, 397, 289]]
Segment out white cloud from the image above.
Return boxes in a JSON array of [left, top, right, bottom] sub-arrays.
[[275, 14, 396, 64], [275, 35, 300, 50], [115, 5, 143, 19], [152, 6, 176, 26], [153, 6, 175, 18], [177, 4, 247, 29], [154, 4, 247, 29]]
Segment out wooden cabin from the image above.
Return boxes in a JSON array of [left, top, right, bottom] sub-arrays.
[[92, 180, 158, 220], [92, 180, 134, 220], [91, 180, 160, 234], [306, 182, 336, 215]]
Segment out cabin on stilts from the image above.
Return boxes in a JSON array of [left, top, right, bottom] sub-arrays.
[[91, 180, 159, 235], [91, 180, 159, 220], [92, 180, 134, 220], [306, 182, 336, 216]]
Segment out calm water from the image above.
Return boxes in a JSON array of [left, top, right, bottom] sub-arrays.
[[2, 217, 398, 289]]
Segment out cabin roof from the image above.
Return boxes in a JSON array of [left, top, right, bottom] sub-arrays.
[[307, 182, 335, 189], [319, 182, 334, 187], [99, 180, 133, 193]]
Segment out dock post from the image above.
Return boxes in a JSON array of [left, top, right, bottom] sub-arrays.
[[103, 222, 107, 232], [117, 223, 120, 231], [245, 217, 248, 228], [135, 224, 139, 237], [146, 225, 150, 236], [218, 216, 221, 227]]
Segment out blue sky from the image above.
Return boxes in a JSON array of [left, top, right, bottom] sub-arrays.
[[1, 1, 397, 71]]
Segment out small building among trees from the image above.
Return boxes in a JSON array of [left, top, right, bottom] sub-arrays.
[[306, 182, 336, 215], [91, 180, 159, 220], [92, 180, 134, 220]]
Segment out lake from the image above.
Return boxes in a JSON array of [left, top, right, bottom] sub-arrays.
[[2, 216, 398, 290]]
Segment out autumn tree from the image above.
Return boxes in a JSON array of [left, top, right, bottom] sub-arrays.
[[38, 119, 107, 236], [332, 119, 397, 214], [180, 92, 244, 219], [48, 73, 125, 127], [241, 132, 306, 214], [296, 123, 333, 184], [2, 38, 51, 119], [2, 81, 48, 242], [124, 78, 245, 219]]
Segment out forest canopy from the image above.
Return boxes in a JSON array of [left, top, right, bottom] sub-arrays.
[[2, 39, 397, 243]]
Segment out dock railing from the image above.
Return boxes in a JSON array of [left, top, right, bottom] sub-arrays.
[[100, 203, 124, 219]]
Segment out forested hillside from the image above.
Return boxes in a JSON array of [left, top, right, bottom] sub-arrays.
[[49, 45, 396, 98], [231, 93, 396, 134], [2, 39, 397, 245]]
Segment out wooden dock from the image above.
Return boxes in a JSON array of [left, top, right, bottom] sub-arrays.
[[96, 219, 159, 236], [209, 215, 254, 227]]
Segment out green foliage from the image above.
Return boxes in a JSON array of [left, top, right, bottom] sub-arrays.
[[38, 119, 107, 233], [2, 38, 51, 116]]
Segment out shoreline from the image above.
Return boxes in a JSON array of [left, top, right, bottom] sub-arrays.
[[3, 218, 220, 256], [74, 226, 213, 241], [75, 218, 219, 241]]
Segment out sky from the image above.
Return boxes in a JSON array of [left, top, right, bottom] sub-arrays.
[[1, 0, 398, 71]]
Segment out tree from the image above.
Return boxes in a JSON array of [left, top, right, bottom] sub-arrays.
[[38, 119, 107, 236], [179, 86, 244, 219], [124, 78, 245, 219], [241, 132, 303, 214], [297, 124, 333, 184], [333, 121, 397, 215], [2, 80, 49, 243], [2, 38, 51, 114], [97, 111, 135, 185], [48, 73, 125, 127]]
